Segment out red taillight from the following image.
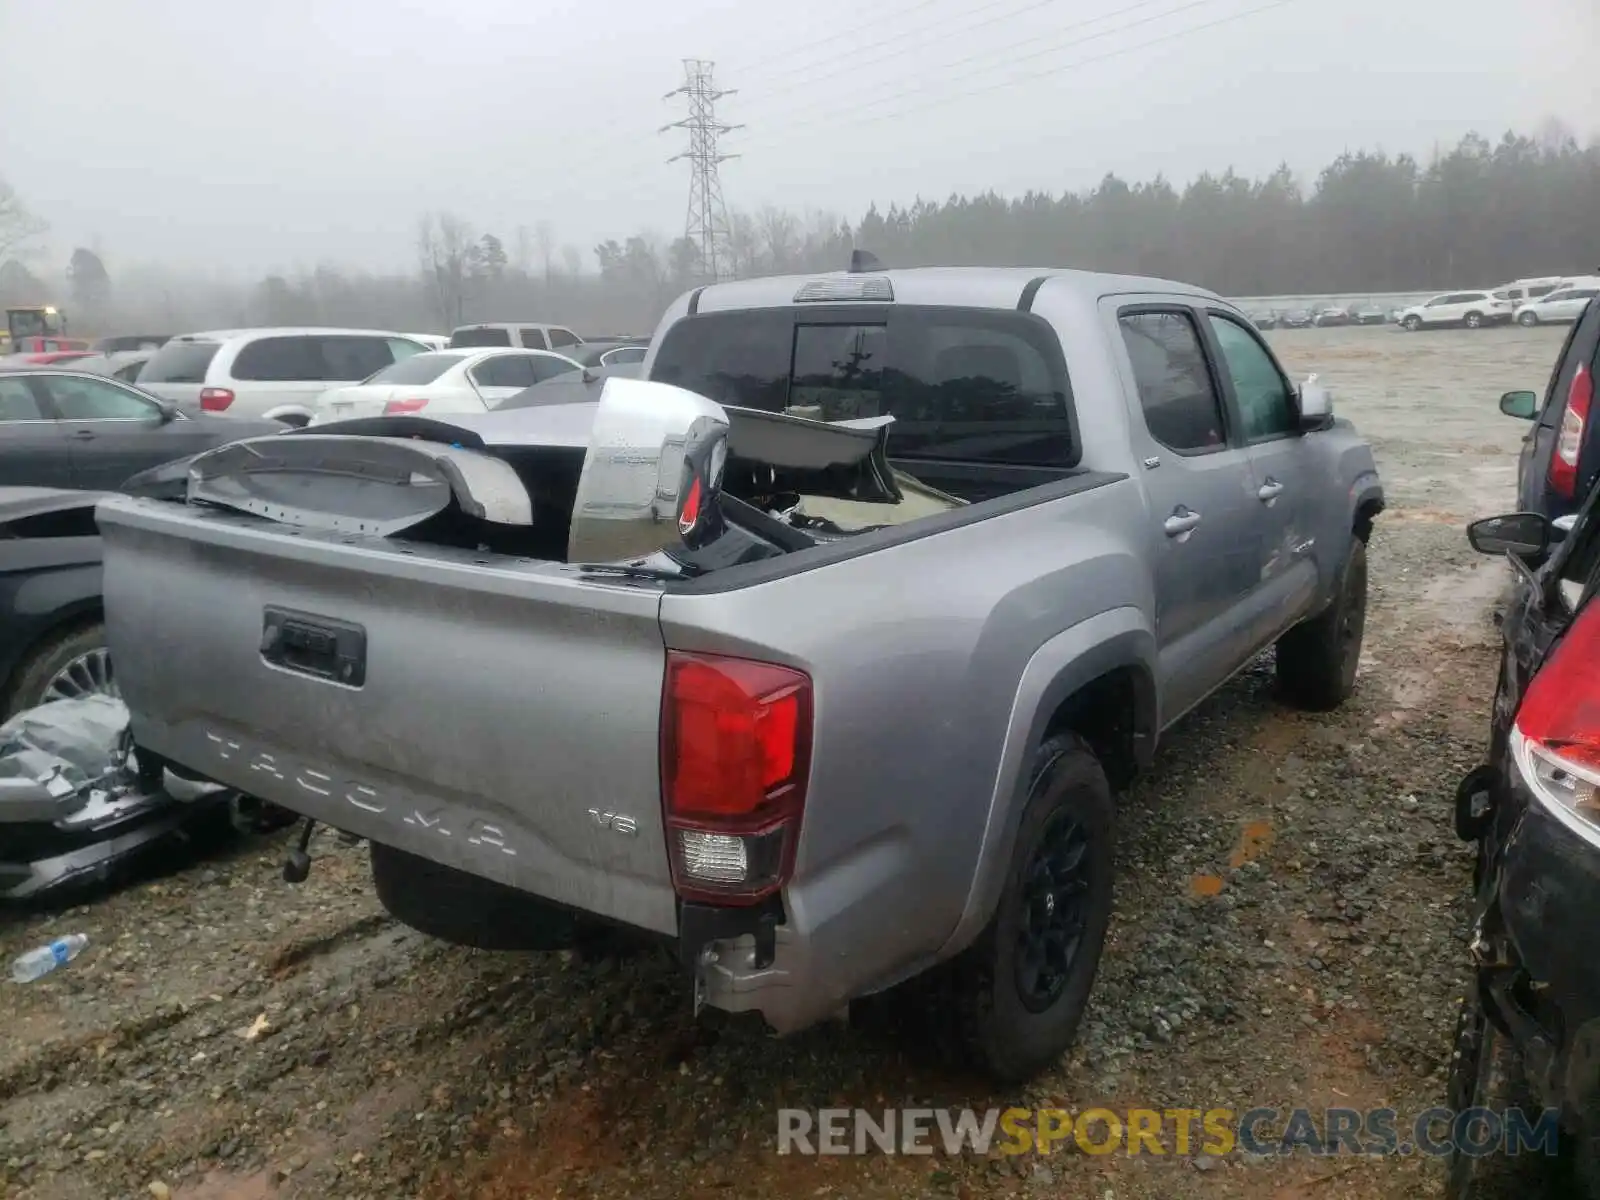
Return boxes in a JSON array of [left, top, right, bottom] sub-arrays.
[[199, 387, 234, 412], [1549, 362, 1592, 499], [1512, 597, 1600, 843], [383, 398, 429, 415], [661, 651, 812, 904]]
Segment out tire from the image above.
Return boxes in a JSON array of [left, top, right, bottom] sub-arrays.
[[0, 620, 113, 721], [1518, 311, 1539, 327], [1445, 987, 1555, 1199], [1404, 315, 1422, 331], [370, 840, 593, 952], [946, 733, 1115, 1082], [1276, 535, 1367, 711], [1465, 311, 1484, 329]]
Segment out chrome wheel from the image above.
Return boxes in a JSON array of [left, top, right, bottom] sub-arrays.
[[40, 648, 118, 704]]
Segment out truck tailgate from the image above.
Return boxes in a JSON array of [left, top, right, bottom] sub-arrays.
[[95, 495, 679, 935]]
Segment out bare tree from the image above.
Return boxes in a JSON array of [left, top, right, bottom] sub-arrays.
[[512, 225, 534, 275], [534, 221, 557, 285], [559, 244, 582, 279], [0, 177, 49, 266], [756, 205, 800, 273], [416, 211, 475, 325]]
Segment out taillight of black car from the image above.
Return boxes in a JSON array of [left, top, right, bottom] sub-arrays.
[[1511, 593, 1600, 846]]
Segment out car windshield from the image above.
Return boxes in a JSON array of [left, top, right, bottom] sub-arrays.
[[361, 352, 463, 385]]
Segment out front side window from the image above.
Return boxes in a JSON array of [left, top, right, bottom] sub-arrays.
[[1118, 311, 1226, 453], [1208, 315, 1295, 440], [517, 328, 551, 349], [42, 376, 160, 420], [600, 345, 646, 366], [387, 337, 426, 361], [547, 327, 582, 348]]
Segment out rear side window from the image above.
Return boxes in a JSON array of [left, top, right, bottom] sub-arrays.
[[1118, 312, 1227, 453], [517, 328, 550, 349], [232, 335, 393, 381], [364, 352, 461, 386], [140, 340, 220, 383], [650, 307, 1075, 467], [472, 355, 540, 388], [449, 327, 513, 348], [320, 336, 395, 381], [231, 336, 322, 381]]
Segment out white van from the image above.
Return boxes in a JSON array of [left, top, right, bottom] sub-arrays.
[[447, 323, 584, 352], [137, 328, 430, 426], [1493, 276, 1576, 308]]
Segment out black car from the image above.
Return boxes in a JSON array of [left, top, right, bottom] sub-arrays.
[[1279, 308, 1314, 328], [0, 367, 285, 491], [0, 487, 112, 721], [1450, 494, 1600, 1197], [565, 339, 650, 369], [1498, 294, 1599, 524]]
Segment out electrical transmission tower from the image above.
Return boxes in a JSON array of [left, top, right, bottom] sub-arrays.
[[662, 59, 741, 282]]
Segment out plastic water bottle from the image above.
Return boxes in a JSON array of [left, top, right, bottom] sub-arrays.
[[10, 934, 89, 983]]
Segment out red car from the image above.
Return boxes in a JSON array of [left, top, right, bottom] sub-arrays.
[[13, 350, 96, 366]]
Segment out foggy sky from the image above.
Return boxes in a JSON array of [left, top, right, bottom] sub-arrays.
[[0, 0, 1592, 278]]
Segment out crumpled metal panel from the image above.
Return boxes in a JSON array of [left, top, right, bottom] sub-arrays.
[[0, 694, 134, 823]]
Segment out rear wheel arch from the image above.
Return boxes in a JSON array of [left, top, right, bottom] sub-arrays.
[[1354, 494, 1385, 542], [937, 615, 1156, 959], [262, 406, 313, 427]]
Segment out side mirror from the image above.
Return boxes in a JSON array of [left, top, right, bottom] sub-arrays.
[[154, 400, 179, 424], [567, 377, 730, 563], [1499, 390, 1538, 420], [1295, 378, 1333, 429], [1467, 512, 1551, 558]]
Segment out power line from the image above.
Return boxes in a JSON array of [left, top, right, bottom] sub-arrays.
[[734, 0, 960, 77], [742, 0, 1176, 107], [662, 59, 740, 280], [736, 0, 1308, 154]]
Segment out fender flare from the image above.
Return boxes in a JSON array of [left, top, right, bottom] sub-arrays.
[[935, 606, 1157, 959], [1351, 476, 1385, 539]]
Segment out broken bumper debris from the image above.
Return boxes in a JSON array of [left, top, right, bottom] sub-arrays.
[[0, 694, 235, 902]]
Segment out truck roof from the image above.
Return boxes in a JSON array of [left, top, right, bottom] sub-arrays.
[[688, 266, 1223, 313]]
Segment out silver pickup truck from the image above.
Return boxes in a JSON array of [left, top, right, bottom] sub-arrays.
[[96, 266, 1383, 1081]]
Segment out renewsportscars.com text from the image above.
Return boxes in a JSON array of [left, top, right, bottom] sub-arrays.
[[777, 1106, 1561, 1158]]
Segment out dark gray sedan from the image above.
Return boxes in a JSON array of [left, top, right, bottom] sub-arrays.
[[0, 367, 285, 491]]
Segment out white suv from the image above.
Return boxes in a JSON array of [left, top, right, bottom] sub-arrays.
[[1514, 279, 1600, 326], [446, 323, 584, 351], [136, 328, 430, 425], [1396, 291, 1514, 331]]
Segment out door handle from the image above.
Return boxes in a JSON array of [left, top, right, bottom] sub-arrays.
[[69, 429, 96, 441], [1163, 507, 1202, 538], [1257, 478, 1284, 503]]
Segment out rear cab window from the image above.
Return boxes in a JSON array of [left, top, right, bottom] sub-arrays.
[[449, 327, 514, 349], [140, 340, 221, 383], [649, 305, 1076, 469]]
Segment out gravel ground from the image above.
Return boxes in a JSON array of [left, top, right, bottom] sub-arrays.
[[0, 323, 1571, 1200]]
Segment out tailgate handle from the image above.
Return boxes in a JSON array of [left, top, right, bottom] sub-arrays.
[[261, 607, 367, 687]]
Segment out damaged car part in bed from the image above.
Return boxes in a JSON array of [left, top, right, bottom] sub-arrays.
[[96, 270, 1382, 1081]]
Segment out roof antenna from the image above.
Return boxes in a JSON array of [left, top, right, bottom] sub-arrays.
[[849, 249, 885, 274]]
